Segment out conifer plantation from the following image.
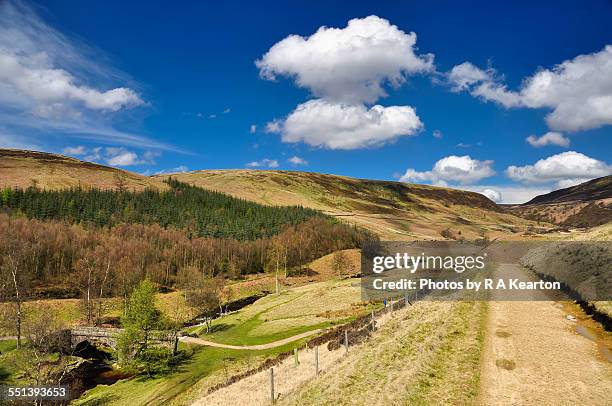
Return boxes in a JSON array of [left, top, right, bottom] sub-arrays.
[[0, 179, 323, 240], [0, 180, 375, 300]]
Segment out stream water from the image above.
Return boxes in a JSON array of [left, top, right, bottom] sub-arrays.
[[560, 301, 612, 363]]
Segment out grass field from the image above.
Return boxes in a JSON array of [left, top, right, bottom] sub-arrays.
[[189, 277, 374, 346], [73, 274, 371, 405], [73, 340, 306, 406]]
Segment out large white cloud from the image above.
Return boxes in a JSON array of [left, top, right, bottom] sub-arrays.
[[400, 155, 495, 185], [256, 15, 433, 104], [257, 16, 430, 150], [270, 99, 423, 150], [505, 151, 611, 188], [448, 46, 612, 132]]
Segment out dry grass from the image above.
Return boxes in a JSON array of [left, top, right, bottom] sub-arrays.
[[195, 300, 487, 406], [155, 169, 541, 240], [0, 149, 167, 191]]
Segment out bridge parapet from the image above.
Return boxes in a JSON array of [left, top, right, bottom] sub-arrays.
[[70, 327, 176, 349]]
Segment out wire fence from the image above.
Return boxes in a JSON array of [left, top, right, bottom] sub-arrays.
[[201, 292, 420, 404]]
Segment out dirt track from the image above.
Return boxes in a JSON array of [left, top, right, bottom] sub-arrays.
[[479, 264, 612, 405], [179, 328, 323, 350]]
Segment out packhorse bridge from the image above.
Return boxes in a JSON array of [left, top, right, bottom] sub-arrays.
[[69, 326, 177, 350]]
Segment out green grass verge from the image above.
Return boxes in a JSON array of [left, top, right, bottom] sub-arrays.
[[73, 340, 306, 406]]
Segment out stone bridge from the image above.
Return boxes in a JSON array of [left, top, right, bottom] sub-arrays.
[[70, 327, 177, 349], [70, 326, 123, 347]]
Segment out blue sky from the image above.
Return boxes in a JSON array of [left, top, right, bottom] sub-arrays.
[[0, 0, 611, 203]]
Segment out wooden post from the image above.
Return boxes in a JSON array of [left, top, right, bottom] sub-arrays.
[[344, 330, 348, 353], [391, 299, 394, 311], [315, 346, 319, 375], [270, 368, 275, 404], [405, 293, 409, 306], [371, 310, 375, 331], [294, 348, 299, 366]]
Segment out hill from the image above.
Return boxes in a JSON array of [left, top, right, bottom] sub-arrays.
[[0, 149, 167, 191], [1, 179, 326, 240], [155, 170, 538, 240], [0, 149, 542, 239], [506, 176, 612, 227], [526, 176, 612, 205]]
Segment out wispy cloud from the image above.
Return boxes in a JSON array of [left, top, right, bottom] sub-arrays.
[[0, 0, 173, 152]]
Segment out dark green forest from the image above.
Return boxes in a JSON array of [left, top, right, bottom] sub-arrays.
[[0, 178, 323, 240]]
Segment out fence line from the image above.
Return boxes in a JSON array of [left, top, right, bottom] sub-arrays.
[[202, 292, 419, 404]]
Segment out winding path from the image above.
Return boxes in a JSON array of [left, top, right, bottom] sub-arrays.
[[179, 328, 324, 350]]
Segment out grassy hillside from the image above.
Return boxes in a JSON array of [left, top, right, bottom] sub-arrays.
[[0, 149, 167, 191], [155, 170, 541, 240], [526, 176, 611, 205], [506, 176, 612, 227]]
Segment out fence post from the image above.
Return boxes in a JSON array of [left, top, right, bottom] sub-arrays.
[[270, 368, 275, 404], [405, 293, 409, 306], [371, 310, 375, 331], [315, 346, 319, 375], [391, 299, 394, 312], [344, 330, 348, 353], [294, 348, 299, 366]]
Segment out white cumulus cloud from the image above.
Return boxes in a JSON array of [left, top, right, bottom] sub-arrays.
[[107, 150, 139, 166], [256, 15, 433, 104], [276, 100, 423, 150], [257, 16, 430, 150], [505, 151, 611, 188], [479, 188, 502, 203], [400, 155, 495, 185], [526, 132, 570, 148], [448, 46, 612, 132]]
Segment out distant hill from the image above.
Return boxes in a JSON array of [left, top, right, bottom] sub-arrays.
[[506, 176, 612, 228], [0, 149, 543, 239], [155, 169, 538, 240], [524, 176, 611, 205], [0, 149, 167, 191]]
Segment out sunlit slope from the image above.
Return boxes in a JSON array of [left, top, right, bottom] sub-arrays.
[[156, 169, 538, 239], [506, 175, 612, 227], [0, 149, 168, 191]]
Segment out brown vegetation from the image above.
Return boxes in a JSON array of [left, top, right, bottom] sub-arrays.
[[156, 169, 540, 240], [0, 149, 167, 191]]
